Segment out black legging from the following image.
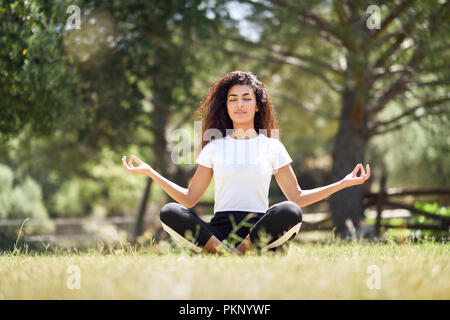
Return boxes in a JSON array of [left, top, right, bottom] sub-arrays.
[[159, 201, 303, 251]]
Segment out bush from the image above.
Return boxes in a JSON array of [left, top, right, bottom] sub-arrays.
[[0, 164, 55, 236], [0, 164, 14, 219], [48, 147, 147, 218], [50, 177, 102, 217]]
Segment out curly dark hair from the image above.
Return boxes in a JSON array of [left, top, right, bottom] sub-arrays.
[[195, 70, 280, 149]]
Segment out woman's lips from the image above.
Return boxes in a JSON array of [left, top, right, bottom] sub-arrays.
[[235, 111, 246, 114]]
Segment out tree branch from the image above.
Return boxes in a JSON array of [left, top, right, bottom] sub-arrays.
[[365, 0, 416, 50], [267, 0, 355, 51], [273, 92, 339, 119], [410, 79, 450, 87], [270, 54, 342, 92], [369, 3, 447, 117], [371, 65, 412, 80], [372, 19, 417, 71], [236, 0, 344, 47], [221, 33, 343, 75], [199, 40, 343, 92], [369, 96, 450, 134], [333, 0, 347, 25], [369, 74, 412, 116], [370, 108, 449, 136]]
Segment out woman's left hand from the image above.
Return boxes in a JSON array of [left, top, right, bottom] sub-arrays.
[[341, 163, 370, 187]]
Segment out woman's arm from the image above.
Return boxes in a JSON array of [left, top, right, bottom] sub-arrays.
[[274, 163, 370, 207], [122, 155, 213, 208]]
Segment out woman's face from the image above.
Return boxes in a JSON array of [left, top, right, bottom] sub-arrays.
[[226, 84, 259, 127]]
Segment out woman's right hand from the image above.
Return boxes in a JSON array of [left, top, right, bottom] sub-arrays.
[[122, 155, 152, 176]]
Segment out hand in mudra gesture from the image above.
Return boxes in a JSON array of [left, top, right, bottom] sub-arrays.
[[342, 163, 370, 187], [122, 155, 151, 175]]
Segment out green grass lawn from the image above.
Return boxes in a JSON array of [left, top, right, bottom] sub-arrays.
[[1, 238, 448, 299]]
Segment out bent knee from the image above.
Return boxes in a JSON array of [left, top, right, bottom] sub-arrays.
[[160, 202, 183, 224], [278, 200, 303, 224]]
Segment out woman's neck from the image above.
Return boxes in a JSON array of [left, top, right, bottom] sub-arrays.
[[230, 127, 258, 140]]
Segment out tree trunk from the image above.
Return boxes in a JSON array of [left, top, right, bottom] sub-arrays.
[[329, 88, 369, 238], [128, 177, 153, 243], [129, 88, 171, 242]]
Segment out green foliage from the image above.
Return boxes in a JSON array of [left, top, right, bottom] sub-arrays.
[[0, 0, 85, 138], [408, 201, 449, 239], [51, 178, 101, 217], [1, 0, 231, 222], [0, 164, 14, 219], [414, 201, 450, 217], [10, 177, 47, 220], [87, 147, 147, 215], [377, 117, 450, 188], [48, 146, 151, 217], [365, 200, 449, 239], [0, 164, 55, 236], [412, 201, 450, 228]]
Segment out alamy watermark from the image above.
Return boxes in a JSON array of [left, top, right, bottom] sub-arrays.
[[66, 264, 81, 290], [366, 5, 381, 30], [366, 264, 381, 290], [66, 5, 81, 30]]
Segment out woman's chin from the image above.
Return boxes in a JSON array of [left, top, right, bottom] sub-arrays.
[[232, 117, 253, 124]]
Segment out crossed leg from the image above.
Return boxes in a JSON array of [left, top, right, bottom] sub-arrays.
[[236, 201, 303, 254], [159, 202, 238, 255], [159, 201, 303, 255]]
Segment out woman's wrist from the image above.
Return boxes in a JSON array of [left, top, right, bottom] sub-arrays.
[[338, 178, 351, 189], [145, 166, 155, 178]]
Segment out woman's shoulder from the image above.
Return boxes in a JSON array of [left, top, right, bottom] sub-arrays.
[[259, 134, 287, 152], [261, 134, 283, 145]]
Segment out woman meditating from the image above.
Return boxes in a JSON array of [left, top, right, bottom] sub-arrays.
[[122, 71, 370, 255]]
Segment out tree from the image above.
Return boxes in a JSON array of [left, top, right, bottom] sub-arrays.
[[0, 0, 85, 138]]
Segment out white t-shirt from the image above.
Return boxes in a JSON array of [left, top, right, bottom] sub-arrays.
[[195, 133, 293, 214]]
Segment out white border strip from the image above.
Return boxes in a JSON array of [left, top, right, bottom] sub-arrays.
[[263, 222, 302, 250], [160, 221, 203, 253]]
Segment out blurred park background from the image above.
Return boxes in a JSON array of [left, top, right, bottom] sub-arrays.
[[0, 0, 449, 251]]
